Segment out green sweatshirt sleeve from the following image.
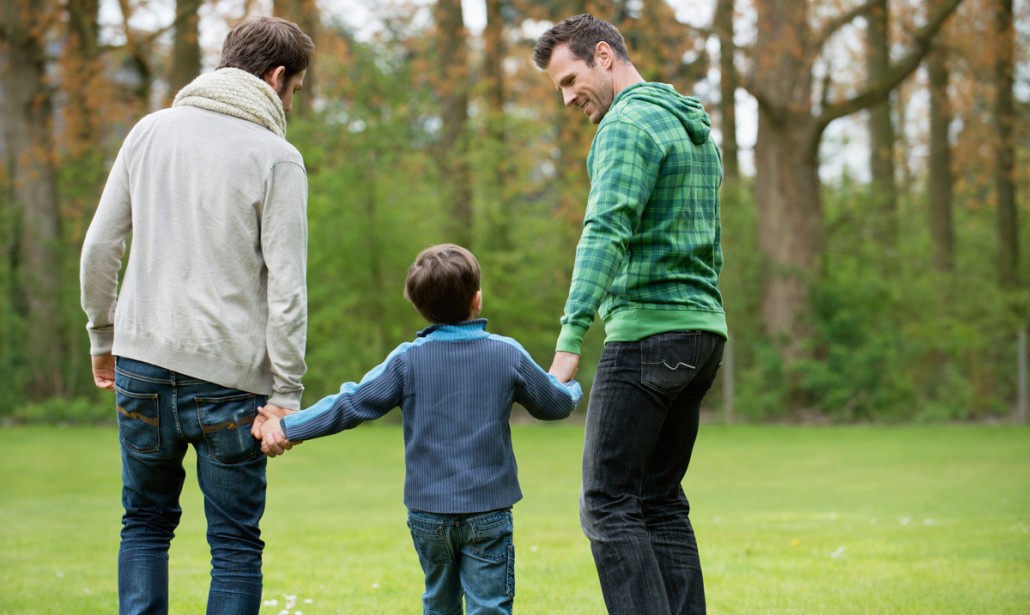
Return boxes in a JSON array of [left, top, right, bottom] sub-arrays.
[[557, 119, 662, 354]]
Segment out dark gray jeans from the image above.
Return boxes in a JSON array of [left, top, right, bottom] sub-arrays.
[[580, 330, 724, 615]]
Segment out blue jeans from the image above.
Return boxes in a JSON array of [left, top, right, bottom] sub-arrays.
[[580, 331, 724, 615], [407, 509, 515, 615], [114, 357, 267, 615]]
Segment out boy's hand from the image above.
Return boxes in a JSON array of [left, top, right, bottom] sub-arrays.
[[252, 403, 294, 439], [260, 416, 295, 458]]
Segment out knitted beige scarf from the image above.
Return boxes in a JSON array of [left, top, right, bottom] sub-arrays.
[[173, 67, 287, 138]]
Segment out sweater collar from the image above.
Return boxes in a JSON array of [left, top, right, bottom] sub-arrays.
[[172, 67, 287, 138], [417, 318, 489, 341]]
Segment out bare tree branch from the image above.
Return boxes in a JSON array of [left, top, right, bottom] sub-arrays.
[[818, 0, 964, 128], [808, 0, 880, 54]]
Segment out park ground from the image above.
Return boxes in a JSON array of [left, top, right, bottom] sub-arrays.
[[1, 423, 1028, 614]]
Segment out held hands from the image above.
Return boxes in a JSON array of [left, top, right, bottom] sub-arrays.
[[258, 415, 295, 458], [549, 351, 580, 383], [252, 404, 299, 458], [251, 403, 291, 438]]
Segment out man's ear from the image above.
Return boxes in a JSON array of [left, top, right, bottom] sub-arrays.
[[595, 41, 613, 69], [262, 65, 286, 91]]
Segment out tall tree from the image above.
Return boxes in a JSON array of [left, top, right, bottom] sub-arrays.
[[0, 0, 66, 399], [274, 0, 319, 115], [116, 0, 155, 108], [715, 0, 739, 182], [483, 0, 513, 251], [434, 0, 473, 247], [746, 0, 962, 364], [620, 0, 706, 86], [60, 0, 110, 396], [61, 0, 104, 170], [927, 45, 955, 273], [169, 0, 203, 97], [992, 0, 1017, 289], [866, 0, 898, 247]]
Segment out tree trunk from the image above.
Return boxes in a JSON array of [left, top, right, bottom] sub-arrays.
[[435, 0, 473, 247], [62, 0, 101, 154], [169, 0, 203, 97], [273, 0, 318, 115], [754, 113, 824, 360], [0, 0, 66, 399], [752, 0, 819, 362], [67, 0, 99, 52], [866, 0, 898, 247], [927, 47, 954, 273], [715, 0, 739, 182], [993, 0, 1018, 289], [116, 0, 154, 108], [484, 0, 512, 251], [62, 0, 106, 396]]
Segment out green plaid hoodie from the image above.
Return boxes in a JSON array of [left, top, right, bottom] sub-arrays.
[[556, 82, 727, 354]]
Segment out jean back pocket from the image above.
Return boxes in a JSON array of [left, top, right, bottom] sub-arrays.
[[640, 331, 702, 394], [195, 393, 261, 464], [115, 388, 161, 453]]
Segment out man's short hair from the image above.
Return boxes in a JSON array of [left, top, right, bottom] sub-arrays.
[[532, 13, 631, 70], [404, 244, 481, 325], [217, 16, 314, 79]]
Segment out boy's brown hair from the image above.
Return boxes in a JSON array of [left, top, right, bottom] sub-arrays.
[[404, 244, 481, 325], [218, 16, 315, 80]]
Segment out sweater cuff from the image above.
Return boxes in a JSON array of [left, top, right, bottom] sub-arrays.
[[88, 328, 114, 356], [556, 323, 589, 354], [268, 391, 302, 411]]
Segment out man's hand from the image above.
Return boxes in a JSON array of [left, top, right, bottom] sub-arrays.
[[251, 403, 293, 439], [259, 416, 294, 458], [549, 351, 580, 383], [91, 354, 116, 392]]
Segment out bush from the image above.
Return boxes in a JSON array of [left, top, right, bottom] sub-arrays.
[[7, 396, 114, 425]]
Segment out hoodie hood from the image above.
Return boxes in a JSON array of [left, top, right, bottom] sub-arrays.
[[613, 82, 711, 145]]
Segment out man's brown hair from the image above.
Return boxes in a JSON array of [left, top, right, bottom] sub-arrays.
[[531, 13, 631, 70], [404, 244, 481, 325], [217, 16, 314, 79]]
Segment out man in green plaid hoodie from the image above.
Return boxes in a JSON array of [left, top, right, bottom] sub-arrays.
[[533, 14, 727, 615]]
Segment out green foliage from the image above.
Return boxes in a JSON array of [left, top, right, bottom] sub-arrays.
[[4, 16, 1025, 424], [711, 178, 1026, 422], [0, 144, 106, 412], [289, 28, 592, 402], [5, 395, 112, 425]]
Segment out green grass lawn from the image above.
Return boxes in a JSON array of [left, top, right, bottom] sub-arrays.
[[1, 423, 1028, 614]]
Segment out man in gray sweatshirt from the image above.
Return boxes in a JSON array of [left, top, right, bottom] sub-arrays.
[[79, 16, 314, 615]]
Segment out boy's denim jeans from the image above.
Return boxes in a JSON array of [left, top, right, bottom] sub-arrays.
[[580, 330, 724, 615], [114, 357, 267, 615], [406, 508, 515, 615]]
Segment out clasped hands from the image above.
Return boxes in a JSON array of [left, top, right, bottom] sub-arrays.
[[251, 404, 297, 458]]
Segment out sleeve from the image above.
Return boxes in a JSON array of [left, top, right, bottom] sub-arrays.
[[556, 119, 663, 354], [262, 160, 309, 409], [80, 143, 134, 356], [512, 343, 583, 420], [282, 346, 408, 441]]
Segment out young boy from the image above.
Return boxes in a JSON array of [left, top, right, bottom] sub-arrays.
[[259, 243, 582, 614]]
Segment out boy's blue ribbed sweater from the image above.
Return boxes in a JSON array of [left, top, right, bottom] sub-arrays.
[[283, 319, 583, 513]]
